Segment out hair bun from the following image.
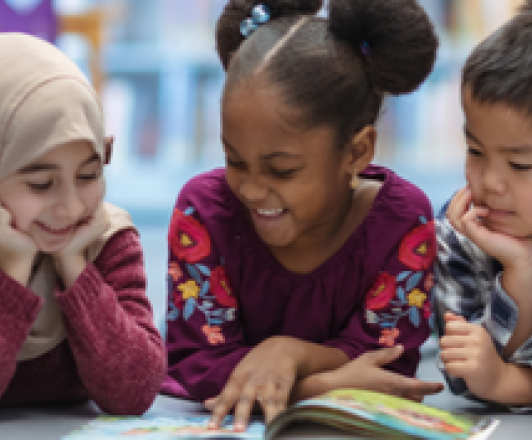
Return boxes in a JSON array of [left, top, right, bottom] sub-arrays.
[[261, 0, 323, 17], [328, 0, 438, 95], [216, 0, 323, 70]]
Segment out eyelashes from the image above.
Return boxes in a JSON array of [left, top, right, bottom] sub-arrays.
[[26, 173, 101, 192]]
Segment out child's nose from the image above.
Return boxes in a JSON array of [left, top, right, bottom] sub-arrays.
[[481, 165, 505, 194], [239, 178, 268, 203], [54, 188, 85, 220]]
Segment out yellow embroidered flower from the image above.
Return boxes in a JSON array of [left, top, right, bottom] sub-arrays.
[[178, 280, 200, 300], [180, 233, 193, 247], [407, 289, 427, 308]]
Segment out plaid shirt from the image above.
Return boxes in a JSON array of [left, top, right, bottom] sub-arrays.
[[433, 208, 532, 412]]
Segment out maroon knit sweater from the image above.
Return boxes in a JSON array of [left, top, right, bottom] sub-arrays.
[[0, 229, 166, 415]]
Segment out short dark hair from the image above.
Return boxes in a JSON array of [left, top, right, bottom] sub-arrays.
[[216, 0, 438, 148], [463, 1, 532, 116]]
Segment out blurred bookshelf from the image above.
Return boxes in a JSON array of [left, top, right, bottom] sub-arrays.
[[8, 0, 524, 226]]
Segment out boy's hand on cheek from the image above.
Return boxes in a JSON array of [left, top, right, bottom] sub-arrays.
[[0, 205, 38, 285], [447, 187, 532, 270], [206, 336, 304, 431], [440, 312, 505, 401], [53, 204, 109, 288]]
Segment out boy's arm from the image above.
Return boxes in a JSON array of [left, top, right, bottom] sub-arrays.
[[491, 362, 532, 406], [434, 216, 532, 408]]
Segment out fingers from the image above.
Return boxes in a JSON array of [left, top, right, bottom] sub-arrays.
[[203, 397, 216, 410], [446, 187, 471, 233], [208, 383, 239, 430], [444, 311, 466, 323], [394, 377, 444, 401], [461, 205, 490, 243], [444, 320, 473, 337], [260, 379, 291, 424], [443, 359, 473, 379], [232, 381, 259, 431], [365, 345, 404, 367]]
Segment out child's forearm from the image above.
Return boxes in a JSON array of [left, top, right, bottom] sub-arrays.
[[501, 268, 532, 357], [293, 341, 349, 379], [289, 371, 335, 403], [488, 362, 532, 406]]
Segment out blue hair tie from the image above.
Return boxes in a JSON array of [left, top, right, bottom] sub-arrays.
[[240, 4, 271, 38], [360, 41, 370, 56]]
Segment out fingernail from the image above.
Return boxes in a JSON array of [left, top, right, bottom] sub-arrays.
[[208, 420, 216, 429], [234, 422, 245, 431]]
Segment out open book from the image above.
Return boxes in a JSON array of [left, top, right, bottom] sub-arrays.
[[62, 389, 499, 439], [265, 389, 499, 439]]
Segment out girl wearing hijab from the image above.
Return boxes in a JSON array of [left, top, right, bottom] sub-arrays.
[[0, 33, 166, 415]]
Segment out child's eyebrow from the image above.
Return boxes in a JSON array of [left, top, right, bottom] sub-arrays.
[[261, 151, 302, 160], [464, 127, 532, 154], [464, 127, 481, 145], [499, 145, 532, 154], [18, 153, 100, 174], [222, 138, 301, 160]]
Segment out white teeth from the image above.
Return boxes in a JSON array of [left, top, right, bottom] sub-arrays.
[[257, 209, 284, 216]]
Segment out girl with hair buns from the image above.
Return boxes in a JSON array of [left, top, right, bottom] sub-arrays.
[[0, 33, 166, 414], [163, 0, 443, 429]]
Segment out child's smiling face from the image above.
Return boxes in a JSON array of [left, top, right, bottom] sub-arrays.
[[463, 87, 532, 238], [0, 140, 105, 253], [222, 82, 357, 252]]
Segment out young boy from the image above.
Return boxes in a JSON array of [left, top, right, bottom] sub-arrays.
[[433, 1, 532, 410]]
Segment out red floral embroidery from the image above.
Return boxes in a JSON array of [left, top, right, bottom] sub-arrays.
[[365, 272, 396, 311], [210, 266, 237, 308], [173, 290, 184, 310], [202, 325, 225, 345], [398, 221, 436, 271], [379, 328, 400, 347], [423, 300, 432, 319], [168, 209, 211, 263], [168, 261, 183, 283], [424, 272, 434, 292]]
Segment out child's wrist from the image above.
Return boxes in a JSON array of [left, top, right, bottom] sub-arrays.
[[485, 360, 510, 403], [53, 253, 87, 289], [501, 266, 532, 307], [0, 256, 34, 286]]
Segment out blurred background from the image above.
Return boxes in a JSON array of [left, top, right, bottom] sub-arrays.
[[1, 0, 524, 330]]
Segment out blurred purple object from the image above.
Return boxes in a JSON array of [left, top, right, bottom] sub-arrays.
[[0, 0, 58, 43]]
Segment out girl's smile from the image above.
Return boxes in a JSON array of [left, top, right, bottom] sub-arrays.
[[0, 141, 105, 254], [222, 83, 361, 258]]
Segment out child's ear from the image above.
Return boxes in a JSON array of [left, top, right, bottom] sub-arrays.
[[345, 125, 376, 171], [104, 136, 114, 165]]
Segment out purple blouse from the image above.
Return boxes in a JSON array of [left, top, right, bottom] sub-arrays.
[[162, 166, 436, 401]]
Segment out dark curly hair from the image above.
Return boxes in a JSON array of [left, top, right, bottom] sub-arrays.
[[463, 0, 532, 116], [216, 0, 438, 148]]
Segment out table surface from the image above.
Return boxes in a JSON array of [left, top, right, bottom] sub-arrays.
[[1, 350, 531, 439]]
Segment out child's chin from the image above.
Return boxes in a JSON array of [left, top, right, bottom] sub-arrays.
[[35, 238, 70, 255]]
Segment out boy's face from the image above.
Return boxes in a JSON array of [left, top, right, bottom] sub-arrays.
[[463, 87, 532, 238], [0, 140, 105, 253]]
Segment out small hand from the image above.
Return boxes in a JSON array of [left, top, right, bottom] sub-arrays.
[[324, 346, 444, 402], [440, 312, 505, 400], [0, 205, 38, 284], [205, 337, 303, 431], [447, 187, 532, 269]]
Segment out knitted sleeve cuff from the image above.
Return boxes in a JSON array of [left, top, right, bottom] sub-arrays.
[[0, 270, 42, 322]]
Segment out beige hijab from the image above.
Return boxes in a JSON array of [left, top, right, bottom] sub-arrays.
[[0, 33, 136, 361]]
